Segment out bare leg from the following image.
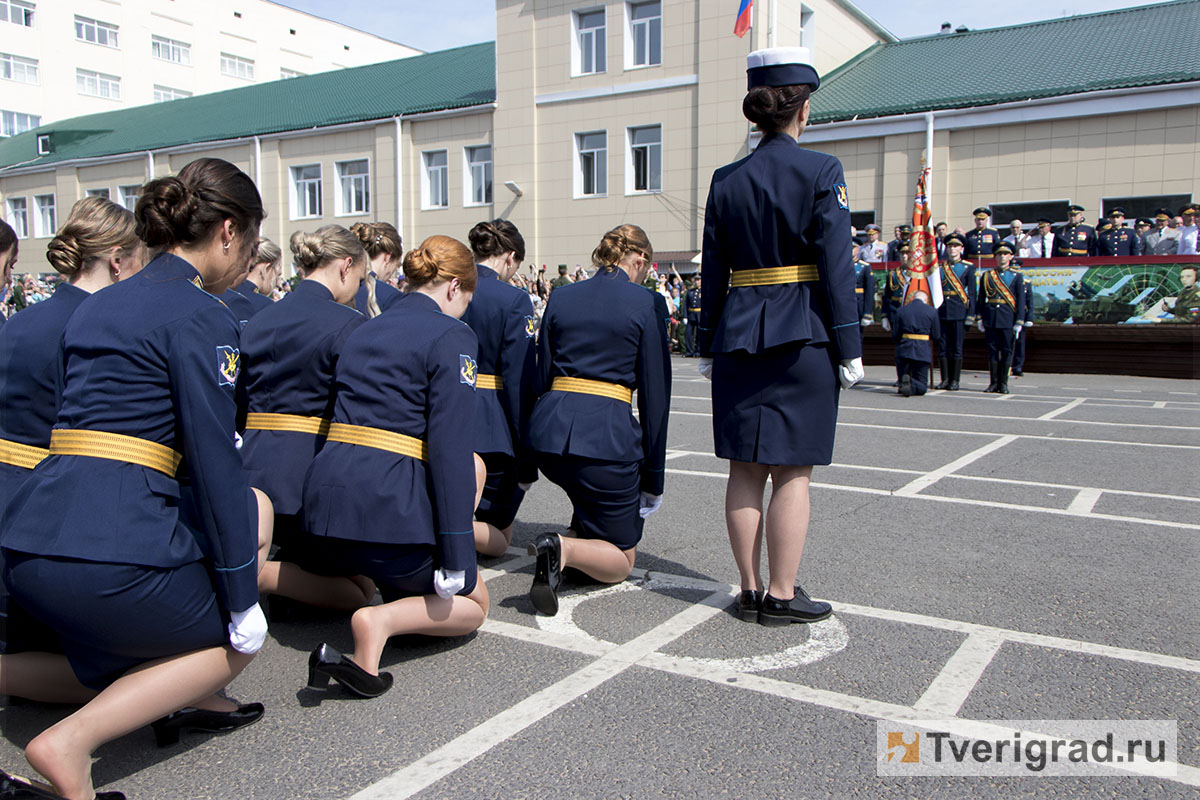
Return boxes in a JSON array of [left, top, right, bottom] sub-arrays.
[[24, 646, 253, 800], [473, 520, 513, 557], [258, 561, 375, 610], [763, 465, 813, 601], [349, 581, 489, 676], [252, 488, 274, 574], [726, 460, 770, 593], [473, 454, 486, 510], [0, 653, 95, 705], [560, 537, 636, 583]]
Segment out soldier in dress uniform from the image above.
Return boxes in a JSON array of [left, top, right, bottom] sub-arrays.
[[683, 275, 703, 356], [853, 247, 875, 345], [0, 159, 270, 800], [1010, 259, 1035, 376], [1097, 207, 1140, 256], [300, 235, 488, 699], [1053, 204, 1097, 257], [350, 222, 404, 317], [699, 47, 862, 626], [974, 240, 1025, 394], [886, 225, 912, 262], [935, 233, 975, 390], [964, 208, 1000, 258], [895, 290, 940, 397], [1143, 209, 1181, 255], [857, 224, 887, 263]]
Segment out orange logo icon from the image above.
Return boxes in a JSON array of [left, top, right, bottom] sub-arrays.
[[886, 731, 920, 763]]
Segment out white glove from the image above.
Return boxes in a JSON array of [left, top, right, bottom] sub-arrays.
[[234, 431, 244, 450], [697, 358, 713, 380], [433, 568, 466, 599], [638, 492, 663, 519], [838, 357, 864, 389], [1024, 320, 1033, 328], [860, 317, 872, 327], [228, 603, 268, 654], [1013, 325, 1023, 338], [881, 317, 891, 332], [977, 320, 985, 333]]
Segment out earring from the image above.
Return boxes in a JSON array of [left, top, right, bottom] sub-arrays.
[[223, 241, 230, 253]]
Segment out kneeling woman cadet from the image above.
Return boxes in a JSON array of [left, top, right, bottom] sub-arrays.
[[239, 225, 376, 611], [526, 224, 671, 616], [0, 158, 271, 800], [300, 235, 487, 698], [350, 221, 403, 317], [462, 220, 539, 556]]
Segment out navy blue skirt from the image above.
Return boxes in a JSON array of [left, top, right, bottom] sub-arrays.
[[538, 454, 643, 551], [289, 534, 476, 601], [475, 452, 526, 530], [712, 342, 840, 466]]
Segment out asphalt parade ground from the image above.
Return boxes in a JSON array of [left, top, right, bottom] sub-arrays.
[[2, 355, 1198, 798]]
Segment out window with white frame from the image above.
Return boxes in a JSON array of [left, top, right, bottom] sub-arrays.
[[33, 193, 54, 238], [118, 184, 140, 210], [422, 150, 448, 209], [85, 188, 110, 199], [575, 131, 607, 197], [280, 68, 305, 79], [153, 85, 191, 103], [75, 15, 118, 48], [5, 197, 28, 239], [220, 53, 254, 80], [464, 145, 492, 206], [289, 164, 322, 219], [2, 0, 35, 27], [573, 9, 606, 75], [335, 159, 370, 216], [799, 4, 815, 50], [627, 1, 661, 68], [76, 69, 121, 99], [151, 35, 190, 65], [1, 53, 38, 84], [627, 125, 661, 193], [0, 109, 39, 136]]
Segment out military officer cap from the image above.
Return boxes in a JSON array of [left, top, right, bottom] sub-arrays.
[[746, 47, 820, 91], [1180, 203, 1200, 216], [1036, 217, 1053, 225], [1095, 219, 1113, 233], [899, 224, 913, 234], [1136, 217, 1153, 227], [992, 241, 1015, 255], [1107, 207, 1127, 217], [944, 233, 966, 246], [973, 207, 991, 219], [1068, 204, 1085, 214], [1154, 208, 1172, 220], [865, 223, 881, 232]]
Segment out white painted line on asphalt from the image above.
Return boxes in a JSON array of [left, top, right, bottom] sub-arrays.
[[1114, 389, 1142, 393], [1169, 391, 1198, 395], [1067, 487, 1103, 515], [1062, 387, 1089, 391], [913, 634, 1004, 716], [893, 436, 1018, 497], [1038, 397, 1086, 421], [350, 590, 729, 800], [837, 404, 1200, 432], [479, 617, 611, 658], [478, 554, 533, 583], [1153, 401, 1167, 408]]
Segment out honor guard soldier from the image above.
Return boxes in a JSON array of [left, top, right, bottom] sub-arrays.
[[935, 233, 975, 390], [1053, 204, 1097, 257], [1011, 263, 1034, 376], [975, 240, 1025, 393], [965, 208, 1000, 258], [1097, 207, 1140, 256], [683, 275, 703, 356], [895, 290, 940, 397], [853, 248, 875, 342]]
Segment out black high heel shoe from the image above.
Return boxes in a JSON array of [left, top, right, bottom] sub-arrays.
[[0, 769, 125, 799], [528, 533, 562, 616], [150, 702, 264, 747], [306, 644, 393, 698]]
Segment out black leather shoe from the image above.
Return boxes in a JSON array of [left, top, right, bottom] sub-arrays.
[[758, 586, 833, 626], [151, 702, 264, 747], [306, 643, 393, 698], [0, 770, 125, 799], [734, 590, 762, 622], [948, 358, 962, 390], [528, 533, 562, 616], [899, 374, 912, 397], [935, 358, 950, 390]]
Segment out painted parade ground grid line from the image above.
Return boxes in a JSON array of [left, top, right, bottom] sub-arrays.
[[672, 388, 1200, 410]]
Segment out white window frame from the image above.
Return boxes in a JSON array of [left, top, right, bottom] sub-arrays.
[[571, 8, 606, 77], [335, 159, 370, 217], [1, 53, 38, 84], [280, 68, 304, 80], [32, 193, 55, 238], [574, 130, 608, 198], [799, 4, 815, 50], [118, 184, 140, 211], [151, 35, 190, 66], [289, 164, 322, 220], [421, 150, 449, 210], [85, 188, 110, 199], [220, 52, 254, 81], [2, 0, 35, 28], [463, 145, 493, 207], [76, 68, 121, 100], [5, 196, 28, 239], [153, 85, 191, 103], [625, 1, 661, 70], [0, 109, 39, 137], [626, 124, 662, 195], [74, 15, 118, 48]]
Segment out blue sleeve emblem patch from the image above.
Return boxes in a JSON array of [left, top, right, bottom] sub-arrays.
[[524, 315, 537, 338], [459, 354, 477, 388], [216, 346, 240, 386], [834, 183, 849, 210]]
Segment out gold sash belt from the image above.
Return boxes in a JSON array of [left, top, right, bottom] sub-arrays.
[[49, 429, 182, 477], [0, 437, 50, 470], [244, 412, 331, 436], [475, 374, 502, 390], [901, 333, 930, 341], [730, 265, 819, 287], [551, 376, 633, 404], [325, 422, 428, 462]]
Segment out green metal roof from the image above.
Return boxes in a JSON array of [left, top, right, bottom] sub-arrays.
[[0, 42, 495, 171], [810, 0, 1200, 124]]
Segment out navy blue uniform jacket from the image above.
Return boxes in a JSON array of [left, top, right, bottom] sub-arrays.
[[238, 279, 365, 514], [354, 274, 402, 315], [1053, 223, 1097, 257], [302, 292, 478, 580], [938, 260, 977, 322], [854, 260, 875, 321], [881, 269, 907, 318], [232, 280, 274, 315], [975, 268, 1027, 328], [1097, 226, 1140, 256], [461, 265, 539, 482], [699, 134, 861, 361], [529, 269, 671, 496], [220, 287, 257, 328], [1, 255, 259, 614], [965, 228, 1001, 257], [896, 300, 941, 361]]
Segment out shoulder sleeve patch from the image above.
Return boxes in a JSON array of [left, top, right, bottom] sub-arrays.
[[834, 183, 849, 211], [459, 353, 477, 389], [216, 346, 240, 386], [524, 315, 537, 338]]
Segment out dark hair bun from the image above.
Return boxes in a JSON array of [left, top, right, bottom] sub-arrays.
[[742, 84, 812, 134], [135, 176, 197, 248], [467, 221, 499, 260]]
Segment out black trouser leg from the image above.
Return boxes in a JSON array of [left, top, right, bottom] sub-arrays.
[[949, 358, 962, 390], [936, 357, 950, 390]]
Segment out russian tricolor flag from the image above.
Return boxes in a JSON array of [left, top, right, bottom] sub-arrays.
[[734, 0, 753, 38]]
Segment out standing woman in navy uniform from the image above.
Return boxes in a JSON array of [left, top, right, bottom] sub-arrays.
[[974, 240, 1025, 393], [239, 225, 377, 611], [526, 224, 670, 616], [300, 235, 487, 698], [351, 221, 403, 317], [0, 158, 270, 800], [699, 48, 863, 626], [935, 233, 976, 390], [462, 219, 539, 557]]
